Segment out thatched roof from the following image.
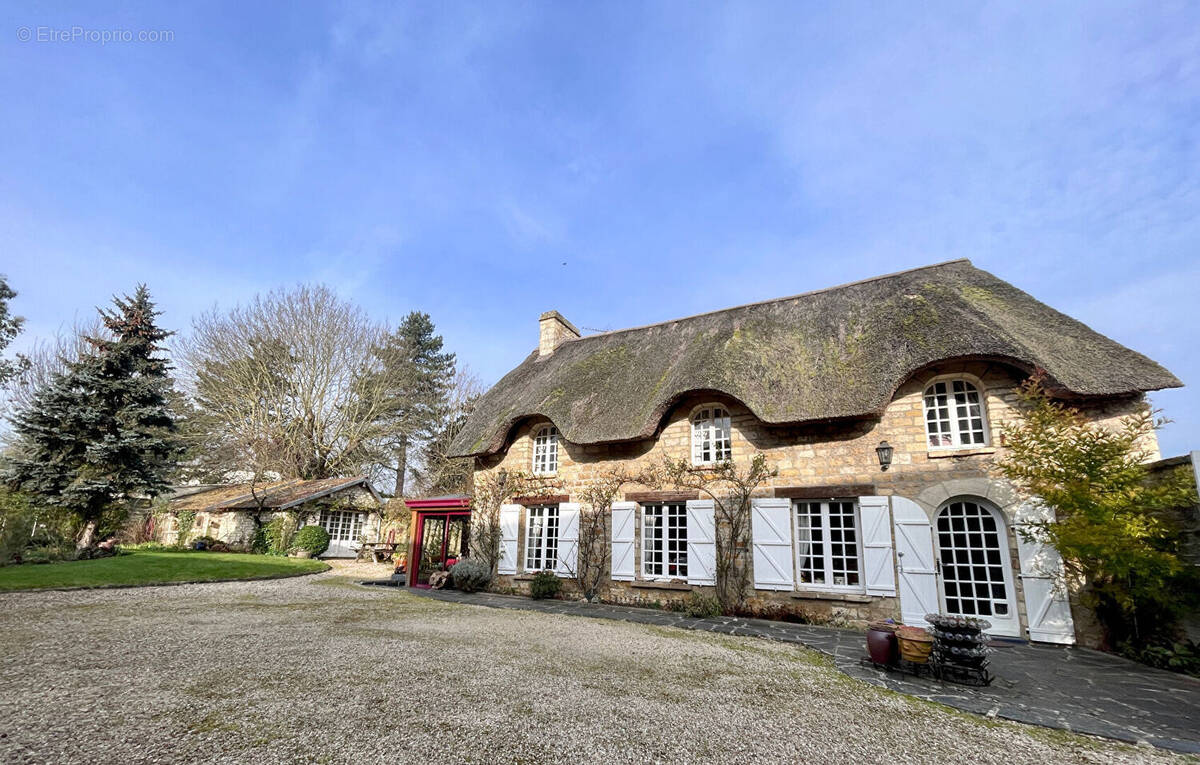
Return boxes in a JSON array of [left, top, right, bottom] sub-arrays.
[[450, 260, 1182, 457], [169, 476, 382, 513]]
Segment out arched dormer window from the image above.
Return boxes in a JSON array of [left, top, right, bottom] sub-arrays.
[[691, 406, 732, 465], [923, 379, 990, 449], [532, 425, 559, 475]]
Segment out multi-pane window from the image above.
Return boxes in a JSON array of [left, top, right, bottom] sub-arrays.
[[319, 510, 363, 542], [532, 425, 559, 475], [924, 380, 989, 448], [524, 505, 559, 571], [794, 501, 862, 589], [642, 503, 688, 579], [937, 501, 1010, 618], [691, 406, 732, 465]]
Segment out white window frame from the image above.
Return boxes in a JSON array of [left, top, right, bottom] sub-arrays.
[[923, 377, 990, 450], [524, 504, 559, 572], [793, 500, 865, 593], [531, 425, 559, 475], [641, 503, 688, 580], [320, 509, 364, 542], [690, 405, 732, 466]]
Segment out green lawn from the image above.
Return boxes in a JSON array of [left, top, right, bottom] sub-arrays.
[[0, 550, 329, 591]]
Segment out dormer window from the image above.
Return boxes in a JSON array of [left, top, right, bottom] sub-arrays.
[[924, 379, 989, 449], [532, 425, 559, 474], [691, 406, 732, 465]]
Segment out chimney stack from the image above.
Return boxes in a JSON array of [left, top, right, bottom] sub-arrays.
[[538, 311, 580, 357]]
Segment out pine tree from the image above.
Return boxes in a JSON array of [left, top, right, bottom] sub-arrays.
[[5, 285, 182, 547], [372, 312, 456, 497], [0, 275, 28, 385]]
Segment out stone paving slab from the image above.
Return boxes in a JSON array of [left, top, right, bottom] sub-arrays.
[[381, 584, 1200, 754]]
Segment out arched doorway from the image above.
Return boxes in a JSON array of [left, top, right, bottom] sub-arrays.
[[934, 499, 1020, 637]]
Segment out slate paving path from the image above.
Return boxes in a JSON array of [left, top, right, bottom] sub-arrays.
[[384, 584, 1200, 753]]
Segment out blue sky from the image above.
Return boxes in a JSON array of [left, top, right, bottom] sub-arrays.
[[1, 2, 1197, 456]]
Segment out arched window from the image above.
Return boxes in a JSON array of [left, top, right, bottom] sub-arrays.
[[923, 379, 989, 448], [691, 406, 732, 465], [532, 425, 558, 474]]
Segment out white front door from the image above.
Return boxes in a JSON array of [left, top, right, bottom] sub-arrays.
[[934, 500, 1021, 637], [320, 510, 364, 558]]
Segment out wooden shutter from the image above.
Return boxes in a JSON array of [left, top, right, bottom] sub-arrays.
[[498, 504, 521, 575], [751, 498, 794, 591], [891, 496, 937, 627], [859, 496, 896, 596], [610, 501, 636, 581], [685, 499, 716, 585], [555, 503, 580, 578], [1015, 503, 1076, 644]]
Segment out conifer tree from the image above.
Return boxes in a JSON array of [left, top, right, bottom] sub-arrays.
[[0, 275, 27, 386], [5, 285, 181, 547], [371, 312, 455, 497]]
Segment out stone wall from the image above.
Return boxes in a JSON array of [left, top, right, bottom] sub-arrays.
[[474, 362, 1159, 637]]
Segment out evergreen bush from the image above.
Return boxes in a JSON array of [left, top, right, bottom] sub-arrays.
[[449, 559, 492, 593], [683, 591, 721, 618], [529, 570, 561, 600], [291, 525, 330, 557]]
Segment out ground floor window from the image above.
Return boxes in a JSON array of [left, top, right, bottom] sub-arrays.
[[320, 509, 364, 542], [794, 500, 862, 589], [642, 503, 687, 579], [524, 505, 559, 571]]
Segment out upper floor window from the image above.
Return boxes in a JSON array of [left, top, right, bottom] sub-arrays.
[[524, 504, 559, 571], [794, 500, 862, 590], [532, 425, 559, 474], [691, 406, 732, 465], [642, 503, 687, 579], [923, 379, 989, 449]]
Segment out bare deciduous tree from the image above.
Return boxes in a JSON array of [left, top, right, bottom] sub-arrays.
[[659, 454, 777, 613], [178, 285, 394, 483], [410, 367, 482, 497], [573, 463, 658, 602]]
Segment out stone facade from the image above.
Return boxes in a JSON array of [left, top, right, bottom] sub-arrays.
[[475, 361, 1158, 642], [162, 485, 383, 557]]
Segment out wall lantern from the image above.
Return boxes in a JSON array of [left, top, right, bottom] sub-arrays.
[[875, 441, 894, 471]]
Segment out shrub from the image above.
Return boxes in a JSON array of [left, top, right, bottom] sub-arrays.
[[449, 559, 492, 593], [529, 570, 561, 600], [262, 516, 300, 555], [291, 525, 330, 557], [175, 509, 197, 547], [683, 591, 721, 618]]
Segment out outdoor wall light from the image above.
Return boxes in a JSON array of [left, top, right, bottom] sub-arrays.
[[875, 441, 894, 471]]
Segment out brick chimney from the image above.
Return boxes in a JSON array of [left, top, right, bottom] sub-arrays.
[[538, 310, 580, 357]]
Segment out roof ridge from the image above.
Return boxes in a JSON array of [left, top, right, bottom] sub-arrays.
[[559, 258, 973, 345]]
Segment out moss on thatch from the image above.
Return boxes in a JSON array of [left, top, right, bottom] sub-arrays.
[[450, 260, 1181, 457]]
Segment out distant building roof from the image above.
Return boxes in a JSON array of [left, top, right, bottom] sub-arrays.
[[450, 259, 1182, 457], [169, 476, 382, 513]]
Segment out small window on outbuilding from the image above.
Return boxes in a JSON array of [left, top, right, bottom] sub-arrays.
[[532, 425, 559, 475], [923, 379, 989, 448], [691, 406, 732, 465]]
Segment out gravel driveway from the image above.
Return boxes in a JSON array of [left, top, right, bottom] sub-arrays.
[[0, 569, 1185, 764]]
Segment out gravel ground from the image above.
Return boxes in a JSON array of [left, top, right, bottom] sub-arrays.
[[0, 566, 1187, 765]]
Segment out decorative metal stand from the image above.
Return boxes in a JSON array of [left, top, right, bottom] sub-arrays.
[[860, 614, 995, 687]]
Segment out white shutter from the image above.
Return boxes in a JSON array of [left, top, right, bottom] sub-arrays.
[[892, 496, 937, 627], [610, 501, 636, 581], [859, 496, 896, 596], [751, 498, 794, 591], [555, 503, 580, 578], [685, 499, 716, 585], [498, 504, 521, 575], [1015, 503, 1076, 644]]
